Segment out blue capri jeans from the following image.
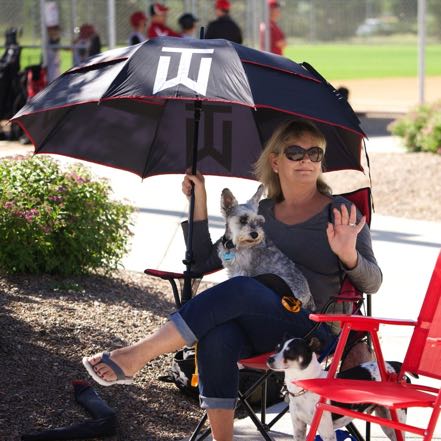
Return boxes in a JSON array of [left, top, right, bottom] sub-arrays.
[[169, 276, 334, 410]]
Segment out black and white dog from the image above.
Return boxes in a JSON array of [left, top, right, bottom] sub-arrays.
[[267, 337, 407, 441], [217, 185, 315, 311]]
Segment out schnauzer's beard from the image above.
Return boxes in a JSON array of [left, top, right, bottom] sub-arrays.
[[235, 234, 264, 248]]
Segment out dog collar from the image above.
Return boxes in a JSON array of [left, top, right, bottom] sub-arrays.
[[221, 236, 236, 262], [221, 235, 235, 250], [287, 388, 306, 398]]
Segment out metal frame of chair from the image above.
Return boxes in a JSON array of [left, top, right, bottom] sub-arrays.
[[295, 250, 441, 441], [145, 187, 373, 441]]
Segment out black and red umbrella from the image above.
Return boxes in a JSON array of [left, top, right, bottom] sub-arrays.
[[11, 36, 367, 301]]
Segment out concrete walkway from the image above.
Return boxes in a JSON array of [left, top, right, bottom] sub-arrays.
[[1, 136, 440, 440]]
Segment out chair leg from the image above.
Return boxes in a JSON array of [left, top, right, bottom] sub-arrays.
[[189, 412, 212, 441], [346, 421, 365, 441], [260, 375, 268, 425], [306, 399, 326, 441], [389, 409, 405, 441], [190, 370, 285, 441], [237, 390, 274, 441], [266, 403, 289, 429], [236, 370, 289, 439]]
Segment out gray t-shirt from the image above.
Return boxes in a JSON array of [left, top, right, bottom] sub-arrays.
[[183, 196, 382, 312]]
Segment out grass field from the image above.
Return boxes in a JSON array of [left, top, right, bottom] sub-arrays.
[[286, 43, 441, 80], [20, 42, 441, 81]]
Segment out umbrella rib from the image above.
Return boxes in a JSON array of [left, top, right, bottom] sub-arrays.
[[35, 107, 75, 153], [100, 43, 146, 102], [140, 102, 169, 179]]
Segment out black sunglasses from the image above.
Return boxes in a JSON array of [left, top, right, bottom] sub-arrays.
[[284, 145, 324, 163]]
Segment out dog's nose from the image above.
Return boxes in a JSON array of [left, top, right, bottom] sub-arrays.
[[250, 232, 258, 239]]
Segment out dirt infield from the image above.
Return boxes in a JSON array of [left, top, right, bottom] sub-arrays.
[[333, 76, 441, 114]]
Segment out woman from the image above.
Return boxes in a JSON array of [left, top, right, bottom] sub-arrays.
[[83, 119, 382, 441]]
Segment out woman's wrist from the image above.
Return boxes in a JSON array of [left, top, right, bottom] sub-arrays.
[[193, 208, 208, 221], [193, 194, 208, 221], [339, 250, 358, 270]]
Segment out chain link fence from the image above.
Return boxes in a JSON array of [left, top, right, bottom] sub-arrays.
[[0, 0, 265, 49], [1, 0, 440, 70]]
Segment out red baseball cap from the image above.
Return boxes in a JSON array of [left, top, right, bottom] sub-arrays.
[[215, 0, 231, 11], [79, 24, 95, 39], [130, 11, 147, 27], [150, 3, 169, 16], [268, 0, 281, 8]]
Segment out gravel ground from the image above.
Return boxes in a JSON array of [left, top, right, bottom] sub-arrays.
[[0, 272, 210, 441], [1, 151, 440, 441], [326, 151, 441, 222]]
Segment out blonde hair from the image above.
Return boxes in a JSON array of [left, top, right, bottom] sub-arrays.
[[254, 119, 332, 201]]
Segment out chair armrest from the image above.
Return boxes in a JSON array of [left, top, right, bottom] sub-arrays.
[[144, 268, 222, 307], [145, 269, 199, 279], [309, 313, 416, 329], [144, 268, 221, 280]]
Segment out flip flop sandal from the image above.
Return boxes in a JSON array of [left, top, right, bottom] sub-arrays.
[[82, 352, 134, 387]]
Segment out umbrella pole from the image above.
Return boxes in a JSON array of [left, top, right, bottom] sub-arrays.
[[181, 26, 206, 305], [182, 100, 202, 304]]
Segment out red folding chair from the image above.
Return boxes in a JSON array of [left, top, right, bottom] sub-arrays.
[[145, 187, 372, 441], [295, 250, 441, 441]]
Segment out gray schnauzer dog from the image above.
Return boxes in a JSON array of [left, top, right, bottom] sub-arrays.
[[217, 185, 315, 311]]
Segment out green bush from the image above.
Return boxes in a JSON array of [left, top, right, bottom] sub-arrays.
[[0, 155, 134, 275], [388, 101, 441, 153]]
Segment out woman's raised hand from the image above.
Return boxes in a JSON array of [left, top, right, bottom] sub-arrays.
[[326, 203, 366, 270], [181, 169, 208, 221]]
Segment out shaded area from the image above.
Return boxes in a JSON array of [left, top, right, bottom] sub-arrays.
[[371, 229, 441, 249], [21, 381, 117, 441], [0, 271, 205, 441]]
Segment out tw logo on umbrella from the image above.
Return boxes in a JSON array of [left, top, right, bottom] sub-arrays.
[[153, 47, 214, 96], [185, 104, 233, 172]]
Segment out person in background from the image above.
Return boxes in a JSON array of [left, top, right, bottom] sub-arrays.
[[147, 3, 180, 38], [337, 86, 350, 102], [178, 13, 199, 38], [261, 0, 286, 55], [205, 0, 243, 44], [72, 24, 101, 66], [128, 11, 148, 45], [44, 1, 61, 83], [46, 24, 61, 82]]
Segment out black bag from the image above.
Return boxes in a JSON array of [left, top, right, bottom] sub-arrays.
[[167, 347, 199, 399], [160, 347, 284, 407]]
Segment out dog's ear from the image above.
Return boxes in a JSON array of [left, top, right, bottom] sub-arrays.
[[247, 184, 265, 210], [307, 337, 322, 354], [221, 188, 238, 216]]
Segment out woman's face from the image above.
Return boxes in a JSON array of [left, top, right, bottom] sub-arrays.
[[270, 132, 324, 187]]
